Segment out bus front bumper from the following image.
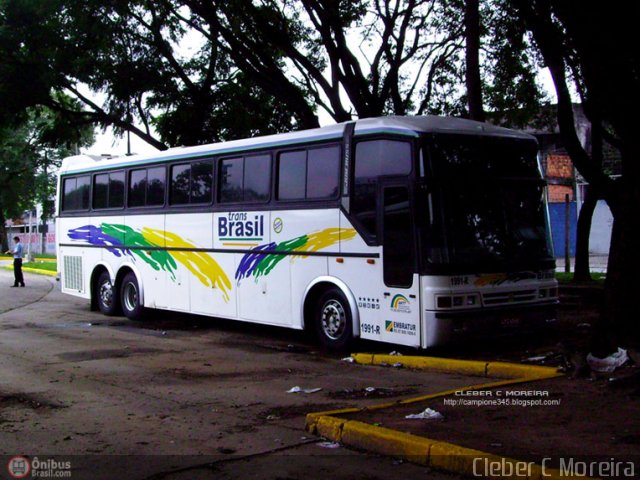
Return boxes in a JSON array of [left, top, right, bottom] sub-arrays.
[[424, 303, 558, 348]]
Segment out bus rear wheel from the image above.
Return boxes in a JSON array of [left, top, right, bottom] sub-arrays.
[[96, 271, 120, 316], [121, 272, 145, 320], [315, 288, 354, 350]]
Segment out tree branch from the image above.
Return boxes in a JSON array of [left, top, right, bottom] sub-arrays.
[[62, 85, 168, 150], [514, 0, 613, 199]]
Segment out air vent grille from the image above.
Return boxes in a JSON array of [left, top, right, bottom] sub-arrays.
[[63, 255, 83, 292]]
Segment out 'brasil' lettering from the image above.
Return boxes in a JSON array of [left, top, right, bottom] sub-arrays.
[[218, 213, 264, 239]]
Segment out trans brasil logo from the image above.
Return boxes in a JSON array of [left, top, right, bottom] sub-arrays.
[[218, 212, 265, 247], [390, 294, 411, 313]]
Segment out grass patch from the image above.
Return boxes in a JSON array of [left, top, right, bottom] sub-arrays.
[[23, 261, 57, 272], [35, 253, 57, 260], [556, 272, 606, 284]]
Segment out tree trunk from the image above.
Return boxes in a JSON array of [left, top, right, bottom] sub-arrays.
[[574, 185, 596, 281], [575, 122, 603, 281], [591, 178, 640, 355], [0, 209, 8, 253], [465, 0, 485, 121]]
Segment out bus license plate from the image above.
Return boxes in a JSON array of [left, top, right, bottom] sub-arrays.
[[501, 317, 520, 328]]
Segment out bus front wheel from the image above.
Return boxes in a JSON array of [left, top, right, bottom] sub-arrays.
[[96, 271, 120, 316], [315, 288, 354, 350], [121, 272, 145, 320]]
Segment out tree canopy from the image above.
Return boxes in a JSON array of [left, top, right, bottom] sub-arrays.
[[511, 0, 640, 350], [0, 0, 548, 148], [0, 102, 94, 251]]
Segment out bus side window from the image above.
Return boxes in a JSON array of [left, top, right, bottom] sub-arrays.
[[220, 154, 270, 203], [62, 175, 90, 212], [170, 164, 191, 205], [129, 169, 147, 207], [353, 139, 411, 240], [277, 146, 340, 201], [191, 160, 213, 204], [92, 171, 124, 210], [78, 176, 91, 210], [147, 167, 166, 206], [129, 167, 166, 207], [109, 172, 125, 208], [307, 146, 340, 199], [244, 154, 271, 202], [93, 173, 109, 209], [278, 150, 306, 200]]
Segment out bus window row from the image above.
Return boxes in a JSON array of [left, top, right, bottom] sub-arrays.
[[60, 138, 412, 215], [61, 144, 343, 213]]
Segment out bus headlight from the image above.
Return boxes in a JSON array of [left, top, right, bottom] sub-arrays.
[[538, 287, 558, 299], [436, 293, 480, 309]]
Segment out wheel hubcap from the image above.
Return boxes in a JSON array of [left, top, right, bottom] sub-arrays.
[[99, 281, 113, 308], [321, 300, 346, 340], [123, 282, 138, 312]]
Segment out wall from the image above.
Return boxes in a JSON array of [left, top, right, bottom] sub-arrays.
[[579, 199, 613, 255], [548, 201, 577, 258], [4, 232, 56, 255]]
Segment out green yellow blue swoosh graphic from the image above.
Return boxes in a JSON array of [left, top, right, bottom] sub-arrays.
[[235, 228, 356, 284], [67, 223, 231, 302]]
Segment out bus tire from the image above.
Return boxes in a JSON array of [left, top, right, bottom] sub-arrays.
[[121, 272, 145, 320], [96, 271, 121, 316], [315, 287, 354, 350]]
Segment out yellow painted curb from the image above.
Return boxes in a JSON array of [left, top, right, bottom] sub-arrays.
[[23, 267, 57, 277], [306, 407, 362, 432], [351, 353, 560, 379], [0, 256, 56, 262], [2, 265, 57, 277], [315, 415, 346, 440], [341, 420, 432, 465], [306, 355, 596, 480], [485, 361, 561, 379]]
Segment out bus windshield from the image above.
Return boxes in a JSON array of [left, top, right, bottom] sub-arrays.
[[421, 134, 554, 273]]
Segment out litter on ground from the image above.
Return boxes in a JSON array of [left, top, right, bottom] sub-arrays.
[[405, 407, 444, 420], [287, 386, 322, 394], [587, 348, 629, 373]]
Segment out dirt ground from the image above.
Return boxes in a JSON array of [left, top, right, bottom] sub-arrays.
[[346, 375, 639, 467], [339, 285, 640, 471], [2, 269, 638, 478]]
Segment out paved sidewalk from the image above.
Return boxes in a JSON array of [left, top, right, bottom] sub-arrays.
[[555, 254, 608, 273], [0, 268, 55, 314]]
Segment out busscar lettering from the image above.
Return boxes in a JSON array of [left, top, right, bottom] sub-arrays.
[[218, 213, 264, 238]]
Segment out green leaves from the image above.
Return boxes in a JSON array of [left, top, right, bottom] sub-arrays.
[[0, 102, 94, 229], [0, 0, 559, 150]]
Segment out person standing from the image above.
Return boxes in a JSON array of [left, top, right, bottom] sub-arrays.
[[5, 236, 25, 287]]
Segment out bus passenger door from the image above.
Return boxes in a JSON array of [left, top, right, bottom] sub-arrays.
[[379, 180, 421, 347]]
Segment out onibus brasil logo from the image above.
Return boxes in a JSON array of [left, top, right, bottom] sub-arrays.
[[7, 456, 30, 479], [7, 456, 72, 478]]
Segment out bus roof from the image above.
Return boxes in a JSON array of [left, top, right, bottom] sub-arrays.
[[60, 115, 534, 175]]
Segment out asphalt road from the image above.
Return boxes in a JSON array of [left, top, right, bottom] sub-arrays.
[[0, 269, 472, 480]]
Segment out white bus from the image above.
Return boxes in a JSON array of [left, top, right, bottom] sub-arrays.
[[56, 116, 558, 349]]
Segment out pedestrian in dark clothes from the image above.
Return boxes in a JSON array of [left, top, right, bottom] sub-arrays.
[[5, 236, 25, 287]]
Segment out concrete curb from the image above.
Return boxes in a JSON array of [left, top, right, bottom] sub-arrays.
[[350, 353, 561, 379], [305, 355, 591, 480], [0, 256, 56, 262]]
